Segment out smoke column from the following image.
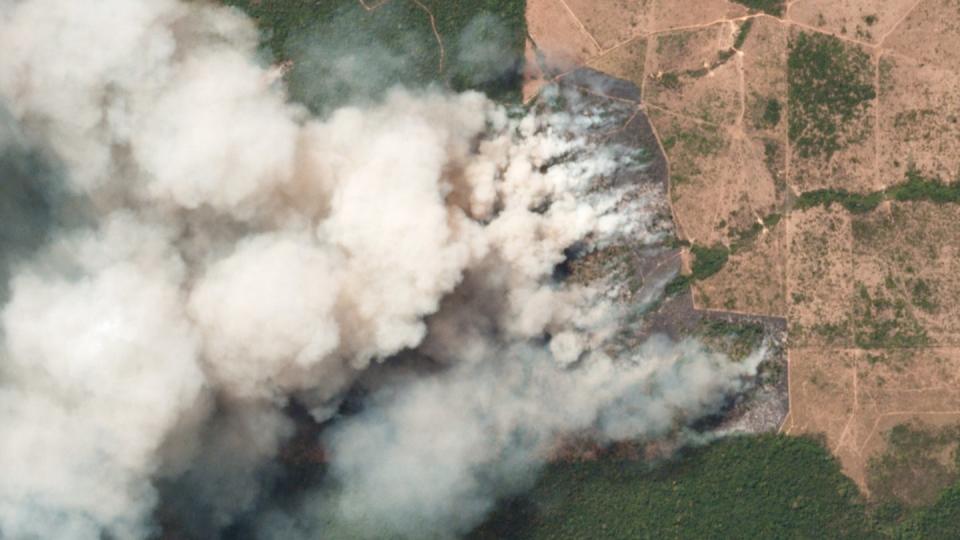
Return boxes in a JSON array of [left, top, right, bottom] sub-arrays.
[[0, 1, 764, 538]]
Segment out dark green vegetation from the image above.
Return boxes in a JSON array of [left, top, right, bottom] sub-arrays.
[[796, 188, 884, 213], [472, 431, 960, 539], [690, 243, 729, 280], [796, 169, 960, 214], [472, 435, 871, 539], [731, 0, 785, 16], [659, 71, 682, 90], [225, 0, 527, 112], [889, 169, 960, 204], [869, 424, 960, 509], [898, 483, 960, 539], [733, 18, 754, 50], [666, 213, 782, 296], [788, 31, 875, 159], [698, 318, 765, 361], [665, 243, 729, 295], [761, 97, 781, 127]]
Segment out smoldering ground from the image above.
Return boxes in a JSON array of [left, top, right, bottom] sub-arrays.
[[0, 1, 766, 539]]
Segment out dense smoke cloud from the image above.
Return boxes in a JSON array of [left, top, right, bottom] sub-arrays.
[[0, 1, 764, 538]]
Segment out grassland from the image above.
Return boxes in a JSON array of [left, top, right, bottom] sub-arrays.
[[853, 282, 929, 349]]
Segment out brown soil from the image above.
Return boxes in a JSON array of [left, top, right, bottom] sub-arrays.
[[645, 24, 743, 125], [787, 0, 921, 44], [851, 202, 960, 347], [789, 347, 960, 493], [877, 53, 960, 183], [525, 0, 960, 498], [885, 0, 960, 72], [587, 38, 649, 88], [648, 0, 747, 32], [786, 206, 855, 348], [526, 0, 601, 73], [563, 0, 653, 49], [695, 222, 787, 315]]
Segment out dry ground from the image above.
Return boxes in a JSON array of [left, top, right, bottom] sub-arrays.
[[787, 0, 920, 45], [878, 54, 960, 183], [786, 206, 855, 348], [696, 221, 787, 315], [785, 347, 960, 494], [526, 0, 960, 498], [850, 202, 960, 348]]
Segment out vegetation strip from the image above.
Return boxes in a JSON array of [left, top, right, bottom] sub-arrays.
[[672, 170, 960, 297], [730, 0, 785, 16], [666, 213, 780, 295], [796, 170, 960, 214]]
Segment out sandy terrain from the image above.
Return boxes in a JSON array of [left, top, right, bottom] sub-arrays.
[[586, 38, 648, 88], [650, 110, 778, 247], [649, 0, 747, 31]]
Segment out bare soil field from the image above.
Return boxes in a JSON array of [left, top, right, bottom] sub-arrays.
[[649, 110, 778, 247], [784, 347, 858, 456], [786, 206, 855, 347], [586, 38, 648, 88], [526, 0, 960, 499], [695, 222, 786, 315], [645, 25, 742, 125], [877, 54, 960, 183], [563, 0, 652, 49], [788, 347, 960, 495], [648, 0, 746, 32], [742, 16, 789, 140], [526, 0, 600, 73], [885, 0, 960, 72], [787, 0, 920, 44], [851, 202, 960, 347]]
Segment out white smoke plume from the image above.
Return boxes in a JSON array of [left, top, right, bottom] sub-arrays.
[[0, 1, 765, 538]]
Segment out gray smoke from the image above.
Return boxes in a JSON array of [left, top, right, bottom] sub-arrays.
[[0, 1, 764, 539]]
